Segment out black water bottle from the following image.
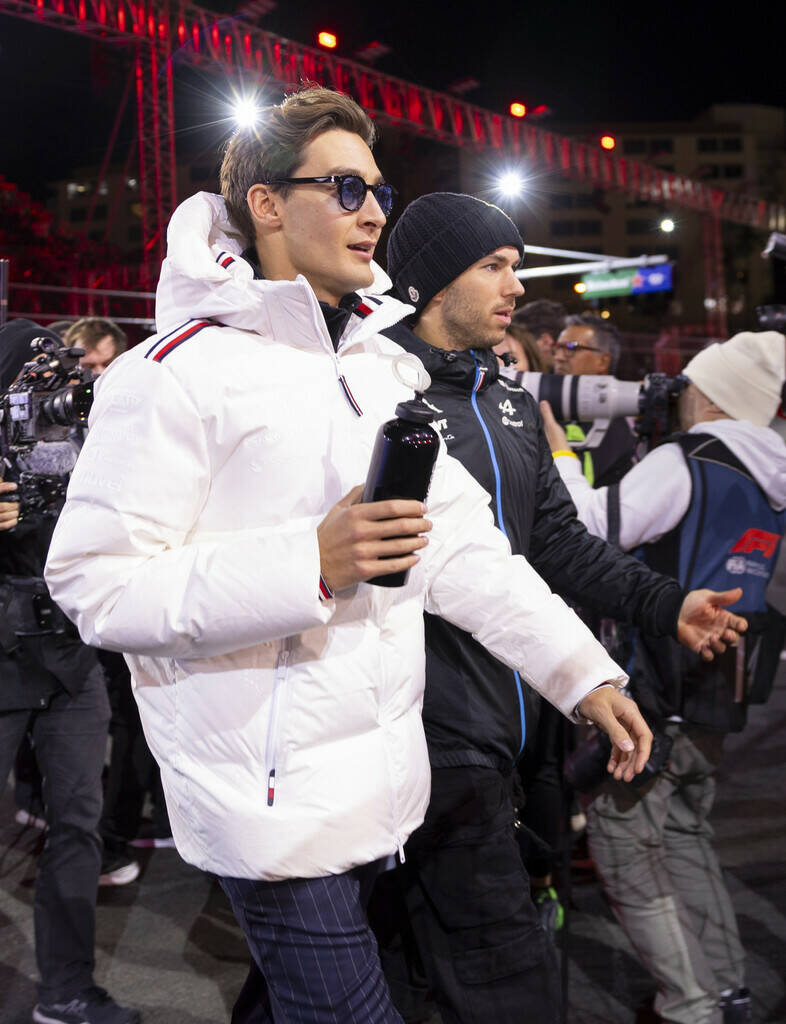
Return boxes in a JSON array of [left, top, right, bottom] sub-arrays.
[[362, 391, 439, 587]]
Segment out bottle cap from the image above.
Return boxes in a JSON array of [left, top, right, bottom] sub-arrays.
[[394, 396, 435, 423], [392, 353, 434, 423]]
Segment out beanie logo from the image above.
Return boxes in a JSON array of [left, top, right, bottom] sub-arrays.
[[407, 285, 419, 304]]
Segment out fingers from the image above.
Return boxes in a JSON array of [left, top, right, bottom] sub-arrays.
[[723, 612, 747, 634], [709, 587, 743, 608], [359, 533, 430, 561], [359, 552, 423, 580], [581, 689, 652, 783], [0, 496, 20, 532], [0, 481, 18, 495], [362, 497, 429, 522], [539, 400, 556, 424], [608, 708, 652, 782]]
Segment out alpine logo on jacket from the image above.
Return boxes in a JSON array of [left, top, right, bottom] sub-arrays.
[[498, 397, 523, 428]]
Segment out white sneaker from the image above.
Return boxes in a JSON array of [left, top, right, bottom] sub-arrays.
[[98, 858, 140, 886]]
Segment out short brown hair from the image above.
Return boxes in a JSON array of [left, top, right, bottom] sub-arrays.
[[220, 86, 377, 242], [64, 317, 127, 356]]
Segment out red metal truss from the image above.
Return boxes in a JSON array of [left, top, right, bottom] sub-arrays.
[[2, 0, 785, 238], [135, 41, 176, 272], [702, 211, 728, 339]]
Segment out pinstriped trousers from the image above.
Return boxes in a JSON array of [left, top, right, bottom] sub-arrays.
[[220, 860, 403, 1024]]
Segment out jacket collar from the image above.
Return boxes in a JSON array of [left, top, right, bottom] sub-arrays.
[[384, 322, 500, 394]]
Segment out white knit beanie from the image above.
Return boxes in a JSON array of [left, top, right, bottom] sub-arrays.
[[683, 331, 786, 426]]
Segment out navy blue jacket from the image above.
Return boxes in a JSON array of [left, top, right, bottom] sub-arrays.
[[386, 324, 684, 768]]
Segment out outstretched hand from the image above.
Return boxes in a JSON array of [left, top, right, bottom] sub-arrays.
[[677, 588, 747, 661], [577, 686, 653, 782]]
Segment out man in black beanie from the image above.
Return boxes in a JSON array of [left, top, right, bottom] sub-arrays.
[[0, 320, 140, 1024], [369, 194, 748, 1023]]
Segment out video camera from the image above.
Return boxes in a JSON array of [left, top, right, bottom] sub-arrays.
[[0, 335, 94, 518], [517, 371, 688, 450]]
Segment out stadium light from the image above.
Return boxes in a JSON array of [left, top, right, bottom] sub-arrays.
[[232, 96, 260, 129], [496, 171, 526, 198], [660, 217, 676, 233], [509, 102, 527, 118], [318, 30, 338, 49], [600, 135, 616, 151]]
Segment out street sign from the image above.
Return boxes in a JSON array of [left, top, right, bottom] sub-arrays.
[[580, 264, 673, 299]]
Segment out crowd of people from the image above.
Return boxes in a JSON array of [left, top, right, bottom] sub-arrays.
[[1, 84, 784, 1024]]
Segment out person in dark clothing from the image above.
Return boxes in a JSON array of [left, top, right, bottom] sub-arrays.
[[368, 193, 747, 1024], [0, 319, 140, 1024]]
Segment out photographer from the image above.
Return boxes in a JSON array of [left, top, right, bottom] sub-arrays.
[[543, 331, 786, 1024], [553, 314, 637, 487], [64, 317, 128, 377], [0, 320, 139, 1024]]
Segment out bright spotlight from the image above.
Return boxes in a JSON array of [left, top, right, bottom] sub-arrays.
[[318, 30, 338, 49], [497, 171, 525, 198], [660, 217, 676, 233], [233, 97, 260, 129]]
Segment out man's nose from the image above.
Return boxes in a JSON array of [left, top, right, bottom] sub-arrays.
[[359, 191, 387, 227]]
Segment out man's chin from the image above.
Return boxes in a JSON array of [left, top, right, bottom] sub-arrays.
[[476, 331, 507, 351]]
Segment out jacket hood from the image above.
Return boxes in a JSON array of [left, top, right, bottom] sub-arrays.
[[690, 419, 786, 509], [383, 321, 500, 394], [156, 192, 410, 340]]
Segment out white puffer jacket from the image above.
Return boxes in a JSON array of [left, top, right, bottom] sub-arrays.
[[45, 192, 625, 881]]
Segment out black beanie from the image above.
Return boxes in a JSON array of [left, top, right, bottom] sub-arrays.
[[387, 193, 524, 315]]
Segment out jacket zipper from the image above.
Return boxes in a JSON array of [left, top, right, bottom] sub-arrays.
[[265, 639, 291, 806], [469, 352, 527, 757], [306, 296, 365, 418]]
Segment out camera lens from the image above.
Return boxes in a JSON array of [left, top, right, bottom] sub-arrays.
[[40, 382, 93, 426]]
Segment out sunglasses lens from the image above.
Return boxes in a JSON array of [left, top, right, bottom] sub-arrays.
[[374, 184, 394, 216], [339, 176, 366, 211]]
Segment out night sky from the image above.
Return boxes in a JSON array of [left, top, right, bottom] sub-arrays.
[[1, 0, 784, 199]]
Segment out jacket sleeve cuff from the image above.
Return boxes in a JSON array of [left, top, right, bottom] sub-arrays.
[[654, 583, 685, 639]]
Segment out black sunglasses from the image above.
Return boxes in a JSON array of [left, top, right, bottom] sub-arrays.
[[265, 174, 397, 217]]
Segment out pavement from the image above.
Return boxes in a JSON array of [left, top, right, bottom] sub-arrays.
[[2, 667, 785, 1024]]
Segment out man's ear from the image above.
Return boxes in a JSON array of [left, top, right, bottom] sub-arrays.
[[598, 351, 612, 374], [426, 286, 447, 310], [247, 184, 282, 229]]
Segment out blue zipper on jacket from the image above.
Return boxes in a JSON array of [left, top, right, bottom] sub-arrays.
[[469, 351, 526, 756]]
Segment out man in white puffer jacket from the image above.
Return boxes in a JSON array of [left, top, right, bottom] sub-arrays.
[[45, 87, 659, 1022]]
